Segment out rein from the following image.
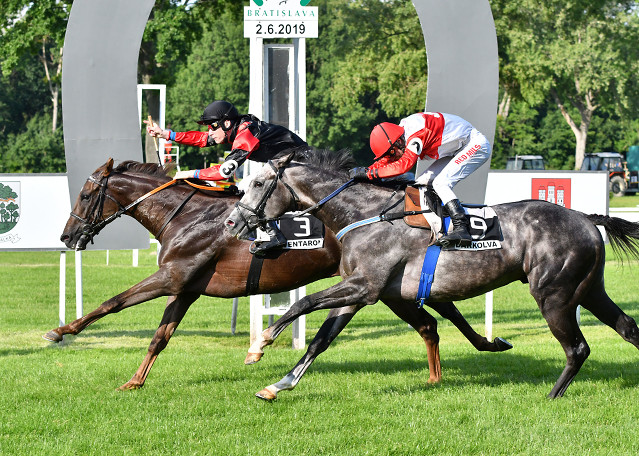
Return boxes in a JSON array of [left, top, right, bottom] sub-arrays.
[[276, 178, 357, 221], [70, 176, 178, 247], [70, 175, 230, 247], [234, 159, 357, 228]]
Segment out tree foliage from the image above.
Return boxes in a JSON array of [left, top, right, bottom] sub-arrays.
[[490, 0, 639, 169], [0, 0, 71, 132], [0, 0, 637, 173]]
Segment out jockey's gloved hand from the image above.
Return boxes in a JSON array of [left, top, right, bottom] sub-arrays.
[[349, 167, 369, 181]]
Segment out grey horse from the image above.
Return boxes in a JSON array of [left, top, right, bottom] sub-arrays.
[[225, 148, 639, 400]]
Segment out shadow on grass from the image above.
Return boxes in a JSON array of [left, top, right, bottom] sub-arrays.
[[249, 351, 639, 394]]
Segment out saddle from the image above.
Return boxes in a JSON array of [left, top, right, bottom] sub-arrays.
[[402, 186, 503, 249], [404, 187, 434, 229]]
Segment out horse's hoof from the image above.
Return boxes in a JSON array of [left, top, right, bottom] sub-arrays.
[[256, 386, 277, 401], [245, 352, 263, 365], [494, 337, 513, 351], [42, 330, 63, 343], [117, 382, 141, 391]]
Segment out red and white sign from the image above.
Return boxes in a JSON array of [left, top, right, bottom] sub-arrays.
[[532, 178, 571, 208], [484, 171, 608, 216]]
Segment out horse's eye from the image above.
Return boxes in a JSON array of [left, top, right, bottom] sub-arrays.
[[254, 181, 263, 188], [80, 193, 91, 201]]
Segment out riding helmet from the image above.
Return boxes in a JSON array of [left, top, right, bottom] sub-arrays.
[[197, 100, 240, 125], [370, 122, 405, 160]]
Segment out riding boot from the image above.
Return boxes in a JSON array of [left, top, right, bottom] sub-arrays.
[[250, 222, 287, 256], [434, 199, 473, 248]]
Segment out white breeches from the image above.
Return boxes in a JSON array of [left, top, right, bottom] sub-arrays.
[[417, 128, 491, 204]]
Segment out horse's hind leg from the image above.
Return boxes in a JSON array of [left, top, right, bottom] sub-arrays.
[[256, 305, 365, 400], [384, 301, 441, 384], [428, 301, 513, 352], [537, 301, 590, 399], [118, 293, 199, 390], [580, 284, 639, 349], [43, 269, 174, 342]]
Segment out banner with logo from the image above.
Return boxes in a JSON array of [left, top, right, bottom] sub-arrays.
[[484, 171, 608, 214], [0, 175, 71, 250], [244, 0, 318, 38]]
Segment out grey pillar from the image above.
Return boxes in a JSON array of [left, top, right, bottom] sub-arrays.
[[412, 0, 498, 204], [62, 0, 156, 249]]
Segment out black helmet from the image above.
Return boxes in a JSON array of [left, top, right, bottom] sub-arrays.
[[197, 100, 239, 126]]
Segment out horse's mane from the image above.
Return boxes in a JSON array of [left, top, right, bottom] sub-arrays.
[[113, 161, 170, 177], [287, 147, 357, 173]]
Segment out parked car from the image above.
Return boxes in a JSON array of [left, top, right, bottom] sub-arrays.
[[506, 155, 546, 170]]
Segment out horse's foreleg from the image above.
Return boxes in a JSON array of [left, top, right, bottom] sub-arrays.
[[384, 301, 441, 384], [255, 305, 364, 400], [119, 293, 199, 391], [43, 270, 174, 342], [248, 275, 378, 360], [428, 301, 513, 352]]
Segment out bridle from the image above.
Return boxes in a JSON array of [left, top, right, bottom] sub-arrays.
[[233, 159, 356, 231], [69, 173, 178, 249], [233, 161, 300, 230]]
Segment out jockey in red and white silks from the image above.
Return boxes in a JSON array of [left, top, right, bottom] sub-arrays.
[[353, 112, 491, 247]]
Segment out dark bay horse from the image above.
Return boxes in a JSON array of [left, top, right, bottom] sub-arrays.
[[225, 148, 639, 399], [49, 158, 508, 391]]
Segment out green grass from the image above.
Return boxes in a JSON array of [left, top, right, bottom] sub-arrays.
[[2, 247, 639, 455], [609, 193, 639, 207]]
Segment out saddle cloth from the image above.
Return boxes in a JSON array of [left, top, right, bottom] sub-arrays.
[[404, 187, 503, 250], [252, 212, 325, 250]]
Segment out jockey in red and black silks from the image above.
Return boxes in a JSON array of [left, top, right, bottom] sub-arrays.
[[350, 112, 491, 248], [144, 100, 307, 255], [147, 102, 307, 181]]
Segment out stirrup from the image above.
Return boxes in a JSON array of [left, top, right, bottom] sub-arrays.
[[249, 238, 286, 256], [434, 232, 472, 248]]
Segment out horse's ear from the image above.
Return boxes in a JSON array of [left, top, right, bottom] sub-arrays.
[[104, 158, 114, 176], [272, 151, 296, 169]]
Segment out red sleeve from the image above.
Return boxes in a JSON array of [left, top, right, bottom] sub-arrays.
[[367, 150, 419, 179], [195, 165, 225, 181], [173, 131, 209, 148], [232, 122, 260, 155]]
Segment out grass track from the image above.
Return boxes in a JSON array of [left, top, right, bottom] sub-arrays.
[[1, 247, 639, 455]]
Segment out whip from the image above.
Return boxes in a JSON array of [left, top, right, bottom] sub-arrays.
[[147, 115, 162, 165]]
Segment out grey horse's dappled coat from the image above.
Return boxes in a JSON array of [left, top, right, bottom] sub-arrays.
[[226, 148, 639, 400]]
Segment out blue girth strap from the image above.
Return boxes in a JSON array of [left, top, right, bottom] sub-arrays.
[[416, 245, 441, 308]]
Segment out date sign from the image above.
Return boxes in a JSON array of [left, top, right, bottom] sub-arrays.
[[244, 6, 318, 38]]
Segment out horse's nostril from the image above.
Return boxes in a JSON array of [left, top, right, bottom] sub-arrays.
[[225, 219, 235, 227]]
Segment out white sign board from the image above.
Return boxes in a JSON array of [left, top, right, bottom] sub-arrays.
[[0, 175, 71, 251], [244, 5, 318, 38], [485, 170, 609, 214]]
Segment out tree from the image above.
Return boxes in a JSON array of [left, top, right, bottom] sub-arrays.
[[162, 2, 248, 168], [498, 0, 639, 169], [139, 0, 200, 163], [0, 50, 51, 137], [0, 1, 71, 132], [0, 112, 66, 173], [307, 0, 427, 163]]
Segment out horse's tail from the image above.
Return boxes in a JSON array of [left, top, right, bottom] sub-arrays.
[[587, 214, 639, 262]]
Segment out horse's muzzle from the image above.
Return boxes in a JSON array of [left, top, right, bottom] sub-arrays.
[[59, 232, 90, 251], [224, 211, 253, 240]]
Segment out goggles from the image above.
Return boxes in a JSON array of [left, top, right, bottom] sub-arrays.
[[208, 120, 222, 130], [376, 135, 405, 161]]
